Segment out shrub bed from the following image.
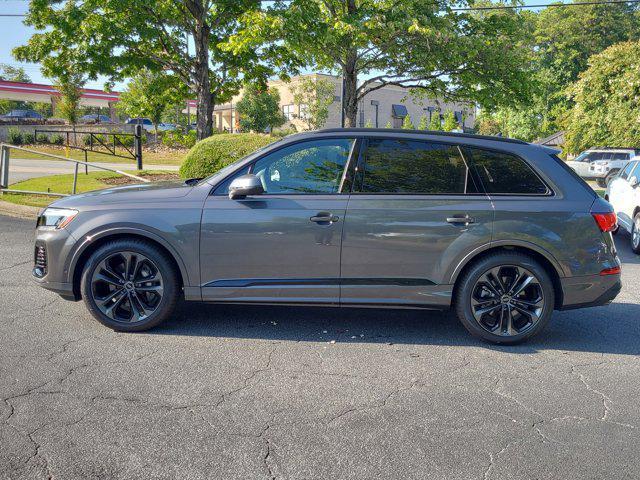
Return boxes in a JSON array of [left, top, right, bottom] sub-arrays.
[[179, 133, 274, 178]]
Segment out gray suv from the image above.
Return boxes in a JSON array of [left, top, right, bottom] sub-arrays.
[[33, 129, 622, 344]]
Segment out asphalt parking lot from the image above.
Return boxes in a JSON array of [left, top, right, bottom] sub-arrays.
[[1, 212, 639, 480]]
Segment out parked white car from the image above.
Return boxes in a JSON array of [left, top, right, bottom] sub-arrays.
[[605, 157, 640, 253], [567, 148, 639, 187]]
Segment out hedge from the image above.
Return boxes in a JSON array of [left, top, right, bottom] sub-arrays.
[[179, 133, 275, 179]]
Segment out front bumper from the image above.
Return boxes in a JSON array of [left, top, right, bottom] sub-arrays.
[[33, 226, 80, 301], [559, 273, 622, 310]]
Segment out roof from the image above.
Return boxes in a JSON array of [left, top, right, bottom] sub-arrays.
[[535, 131, 565, 146], [313, 128, 529, 145]]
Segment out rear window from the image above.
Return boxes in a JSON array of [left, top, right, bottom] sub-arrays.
[[464, 147, 549, 195]]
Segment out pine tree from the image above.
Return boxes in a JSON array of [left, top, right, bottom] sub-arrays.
[[385, 121, 392, 128], [417, 114, 429, 130], [428, 112, 442, 131], [442, 110, 459, 131]]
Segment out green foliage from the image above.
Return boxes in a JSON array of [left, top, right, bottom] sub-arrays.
[[7, 128, 23, 145], [364, 119, 374, 128], [55, 72, 84, 125], [428, 113, 441, 131], [236, 83, 285, 133], [50, 134, 64, 145], [401, 115, 415, 130], [22, 132, 35, 144], [565, 41, 640, 155], [0, 64, 33, 114], [36, 133, 49, 143], [179, 133, 275, 178], [384, 121, 392, 129], [289, 77, 336, 130], [162, 130, 198, 149], [442, 111, 458, 132], [270, 125, 298, 139], [417, 115, 428, 130], [117, 70, 184, 133], [475, 108, 544, 142]]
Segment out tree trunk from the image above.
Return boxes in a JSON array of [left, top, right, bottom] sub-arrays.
[[342, 54, 359, 128], [193, 10, 213, 140]]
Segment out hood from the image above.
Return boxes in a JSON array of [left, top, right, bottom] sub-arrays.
[[48, 180, 193, 209]]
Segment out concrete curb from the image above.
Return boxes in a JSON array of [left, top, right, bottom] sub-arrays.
[[0, 199, 40, 219]]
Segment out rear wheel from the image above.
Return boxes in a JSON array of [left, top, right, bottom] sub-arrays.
[[631, 213, 640, 254], [455, 252, 555, 344], [80, 239, 180, 331]]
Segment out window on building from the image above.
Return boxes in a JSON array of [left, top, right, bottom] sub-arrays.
[[282, 104, 296, 121], [464, 147, 549, 195], [357, 139, 479, 194]]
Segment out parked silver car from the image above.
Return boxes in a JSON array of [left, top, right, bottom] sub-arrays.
[[33, 129, 621, 344], [566, 148, 639, 187]]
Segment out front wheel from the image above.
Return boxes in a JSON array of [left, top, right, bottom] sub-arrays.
[[80, 239, 180, 331], [631, 213, 640, 254], [455, 252, 555, 344]]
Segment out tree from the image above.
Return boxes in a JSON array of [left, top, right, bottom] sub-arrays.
[[230, 0, 533, 127], [364, 119, 374, 128], [384, 121, 392, 129], [0, 64, 32, 114], [401, 115, 414, 130], [289, 77, 336, 130], [55, 72, 84, 127], [565, 41, 640, 155], [117, 70, 185, 134], [429, 112, 442, 131], [14, 0, 283, 140], [442, 110, 458, 132], [236, 83, 285, 132], [417, 115, 428, 130]]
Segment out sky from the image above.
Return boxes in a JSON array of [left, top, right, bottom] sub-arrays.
[[0, 0, 546, 92]]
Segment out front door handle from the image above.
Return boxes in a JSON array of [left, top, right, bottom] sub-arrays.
[[446, 215, 475, 225], [310, 212, 340, 224]]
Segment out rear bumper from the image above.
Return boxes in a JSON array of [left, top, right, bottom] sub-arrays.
[[559, 274, 622, 310]]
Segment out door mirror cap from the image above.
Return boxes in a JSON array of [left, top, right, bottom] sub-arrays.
[[228, 174, 264, 199], [629, 176, 639, 188]]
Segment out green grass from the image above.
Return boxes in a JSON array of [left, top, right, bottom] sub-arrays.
[[1, 170, 172, 208], [10, 145, 186, 166]]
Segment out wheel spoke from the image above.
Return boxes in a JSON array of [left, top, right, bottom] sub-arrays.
[[102, 289, 127, 319], [509, 273, 534, 296], [499, 305, 515, 336], [94, 271, 122, 287]]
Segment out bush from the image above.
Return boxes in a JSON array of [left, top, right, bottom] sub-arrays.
[[82, 134, 92, 146], [179, 133, 275, 179], [7, 128, 23, 145], [50, 134, 64, 145], [22, 131, 35, 145], [270, 125, 297, 139], [36, 133, 49, 143], [162, 129, 197, 149]]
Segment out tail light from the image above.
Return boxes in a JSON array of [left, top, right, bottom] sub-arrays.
[[600, 266, 621, 276], [592, 212, 617, 233]]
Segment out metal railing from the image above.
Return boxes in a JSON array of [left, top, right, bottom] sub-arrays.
[[34, 124, 143, 169], [0, 143, 149, 198]]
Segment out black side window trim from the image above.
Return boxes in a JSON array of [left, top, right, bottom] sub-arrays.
[[211, 136, 360, 196], [462, 145, 554, 197]]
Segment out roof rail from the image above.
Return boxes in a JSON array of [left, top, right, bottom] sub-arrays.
[[313, 128, 529, 145]]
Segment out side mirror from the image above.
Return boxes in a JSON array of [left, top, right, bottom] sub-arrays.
[[228, 174, 264, 199], [630, 176, 639, 188]]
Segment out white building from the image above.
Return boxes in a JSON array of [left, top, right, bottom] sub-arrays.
[[209, 73, 476, 132]]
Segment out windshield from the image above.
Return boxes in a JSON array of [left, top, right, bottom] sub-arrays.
[[573, 151, 594, 162]]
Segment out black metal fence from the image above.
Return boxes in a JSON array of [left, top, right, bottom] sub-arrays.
[[34, 124, 143, 169]]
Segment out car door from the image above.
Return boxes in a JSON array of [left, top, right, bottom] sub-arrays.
[[200, 137, 356, 304], [339, 137, 493, 307], [608, 161, 638, 231]]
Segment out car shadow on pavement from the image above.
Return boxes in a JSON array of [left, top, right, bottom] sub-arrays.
[[152, 299, 640, 356]]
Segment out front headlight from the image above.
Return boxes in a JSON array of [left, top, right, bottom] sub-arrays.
[[36, 208, 78, 230]]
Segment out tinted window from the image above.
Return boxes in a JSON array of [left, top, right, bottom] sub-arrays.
[[250, 138, 353, 194], [465, 147, 548, 195], [358, 139, 478, 194], [213, 165, 250, 195], [611, 153, 630, 161]]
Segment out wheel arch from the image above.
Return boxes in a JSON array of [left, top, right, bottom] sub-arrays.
[[450, 243, 564, 309], [69, 228, 187, 300]]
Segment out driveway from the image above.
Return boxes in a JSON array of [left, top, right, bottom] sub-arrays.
[[0, 213, 639, 479], [6, 158, 179, 184]]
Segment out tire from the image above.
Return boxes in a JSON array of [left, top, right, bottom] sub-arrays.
[[596, 178, 607, 188], [631, 213, 640, 254], [454, 252, 555, 345], [80, 239, 180, 331]]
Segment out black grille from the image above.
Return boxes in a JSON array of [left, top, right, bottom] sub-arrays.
[[34, 245, 47, 276]]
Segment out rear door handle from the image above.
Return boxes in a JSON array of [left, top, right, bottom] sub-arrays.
[[446, 215, 475, 225], [310, 212, 340, 224]]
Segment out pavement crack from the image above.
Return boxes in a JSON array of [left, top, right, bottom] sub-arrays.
[[570, 365, 612, 422]]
